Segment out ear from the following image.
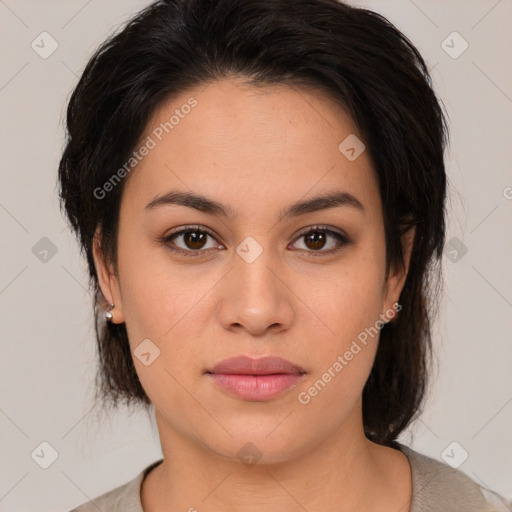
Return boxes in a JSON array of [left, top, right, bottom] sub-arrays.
[[382, 226, 415, 320], [92, 229, 125, 324]]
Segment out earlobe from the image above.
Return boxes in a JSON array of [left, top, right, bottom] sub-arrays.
[[92, 231, 125, 324]]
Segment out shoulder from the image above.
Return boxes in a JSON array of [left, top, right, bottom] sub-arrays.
[[67, 459, 164, 512], [398, 443, 511, 512]]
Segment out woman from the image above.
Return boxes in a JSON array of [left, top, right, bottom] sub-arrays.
[[59, 0, 511, 510]]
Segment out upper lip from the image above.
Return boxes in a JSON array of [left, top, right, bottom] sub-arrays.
[[207, 355, 306, 375]]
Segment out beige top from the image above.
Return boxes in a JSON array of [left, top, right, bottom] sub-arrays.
[[69, 444, 511, 511]]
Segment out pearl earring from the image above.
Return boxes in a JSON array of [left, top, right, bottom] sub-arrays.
[[105, 303, 114, 322]]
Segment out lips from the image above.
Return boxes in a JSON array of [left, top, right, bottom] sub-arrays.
[[207, 355, 306, 376], [206, 355, 306, 401]]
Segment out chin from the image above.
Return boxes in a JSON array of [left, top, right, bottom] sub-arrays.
[[200, 423, 318, 468]]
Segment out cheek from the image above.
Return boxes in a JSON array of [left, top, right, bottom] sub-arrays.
[[116, 239, 215, 370], [309, 296, 381, 399], [115, 231, 183, 335], [117, 260, 209, 408], [298, 254, 385, 343], [295, 272, 384, 414], [295, 253, 385, 397]]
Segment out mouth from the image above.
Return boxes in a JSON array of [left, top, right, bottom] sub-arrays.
[[205, 355, 306, 401], [207, 355, 306, 376]]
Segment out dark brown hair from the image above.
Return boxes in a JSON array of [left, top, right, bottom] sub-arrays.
[[58, 0, 449, 446]]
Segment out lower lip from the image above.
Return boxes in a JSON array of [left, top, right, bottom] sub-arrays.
[[207, 373, 303, 401]]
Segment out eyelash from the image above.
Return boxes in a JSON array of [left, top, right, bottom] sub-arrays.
[[161, 224, 350, 258]]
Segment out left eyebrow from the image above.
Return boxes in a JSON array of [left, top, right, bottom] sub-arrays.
[[144, 189, 365, 220], [278, 190, 365, 220]]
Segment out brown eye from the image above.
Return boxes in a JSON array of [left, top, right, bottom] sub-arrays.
[[291, 227, 350, 256], [182, 230, 208, 250], [162, 226, 222, 256], [304, 231, 328, 250]]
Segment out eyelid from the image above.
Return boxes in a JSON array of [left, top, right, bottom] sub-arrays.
[[293, 224, 347, 240], [161, 224, 223, 255], [162, 224, 221, 244], [290, 225, 350, 256]]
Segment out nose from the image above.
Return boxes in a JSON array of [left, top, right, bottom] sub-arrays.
[[216, 244, 295, 337]]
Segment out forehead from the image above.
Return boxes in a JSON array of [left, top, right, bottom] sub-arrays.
[[122, 79, 381, 223]]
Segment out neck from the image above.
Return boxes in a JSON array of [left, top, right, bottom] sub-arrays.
[[141, 406, 412, 512]]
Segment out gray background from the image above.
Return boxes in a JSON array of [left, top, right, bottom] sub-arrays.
[[1, 0, 511, 510]]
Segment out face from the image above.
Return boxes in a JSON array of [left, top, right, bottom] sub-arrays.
[[94, 79, 412, 464]]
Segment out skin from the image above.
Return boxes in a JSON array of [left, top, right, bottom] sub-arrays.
[[93, 78, 415, 511]]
